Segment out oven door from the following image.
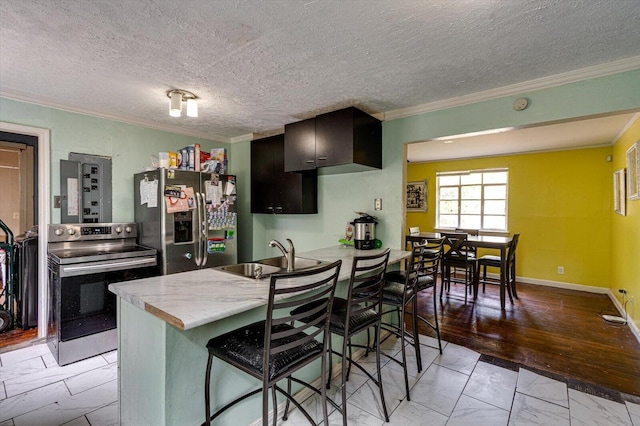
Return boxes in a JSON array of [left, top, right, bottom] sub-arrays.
[[58, 266, 155, 340], [59, 272, 116, 341], [48, 257, 157, 364]]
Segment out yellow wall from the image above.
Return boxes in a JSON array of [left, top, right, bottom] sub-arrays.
[[407, 146, 613, 287], [611, 117, 640, 327]]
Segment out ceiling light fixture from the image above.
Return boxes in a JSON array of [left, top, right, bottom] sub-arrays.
[[167, 89, 198, 118]]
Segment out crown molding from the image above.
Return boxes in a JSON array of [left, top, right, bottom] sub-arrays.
[[3, 55, 639, 140], [229, 133, 257, 143], [612, 112, 640, 143], [384, 56, 640, 121], [0, 89, 230, 143]]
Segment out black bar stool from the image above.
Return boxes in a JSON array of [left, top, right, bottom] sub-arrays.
[[291, 249, 391, 424], [203, 260, 342, 426], [381, 237, 444, 400]]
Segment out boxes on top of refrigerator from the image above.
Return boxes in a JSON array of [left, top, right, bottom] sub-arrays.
[[210, 148, 227, 174]]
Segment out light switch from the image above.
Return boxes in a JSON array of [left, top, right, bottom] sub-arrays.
[[374, 198, 382, 210]]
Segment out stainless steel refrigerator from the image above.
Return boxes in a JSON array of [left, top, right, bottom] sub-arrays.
[[134, 170, 237, 275]]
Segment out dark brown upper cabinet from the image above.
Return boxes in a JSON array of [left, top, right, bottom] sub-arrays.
[[284, 107, 382, 174], [251, 134, 317, 214], [284, 117, 316, 172]]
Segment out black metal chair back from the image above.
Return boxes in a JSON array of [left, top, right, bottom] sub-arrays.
[[204, 260, 342, 426], [411, 237, 444, 290], [346, 249, 390, 334]]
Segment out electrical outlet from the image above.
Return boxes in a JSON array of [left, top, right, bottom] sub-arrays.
[[374, 198, 382, 211], [557, 266, 564, 274]]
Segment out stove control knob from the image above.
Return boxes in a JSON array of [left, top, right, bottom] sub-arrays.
[[115, 226, 123, 234], [125, 226, 133, 234], [54, 228, 64, 236], [185, 253, 192, 260], [67, 228, 76, 235]]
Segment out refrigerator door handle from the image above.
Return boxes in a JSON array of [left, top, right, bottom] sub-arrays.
[[194, 192, 204, 267], [200, 192, 208, 267]]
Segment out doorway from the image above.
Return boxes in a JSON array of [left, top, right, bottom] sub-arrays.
[[0, 122, 50, 349], [0, 134, 38, 349], [0, 138, 37, 233]]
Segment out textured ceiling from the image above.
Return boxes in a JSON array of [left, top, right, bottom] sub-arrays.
[[1, 0, 640, 144]]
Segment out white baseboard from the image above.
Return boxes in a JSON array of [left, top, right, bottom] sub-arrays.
[[511, 274, 640, 344]]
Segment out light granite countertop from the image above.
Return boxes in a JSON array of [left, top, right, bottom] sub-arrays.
[[109, 246, 410, 331]]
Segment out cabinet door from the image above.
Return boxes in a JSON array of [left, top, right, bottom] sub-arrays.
[[315, 108, 354, 167], [252, 134, 318, 214], [284, 118, 316, 172], [251, 137, 277, 213]]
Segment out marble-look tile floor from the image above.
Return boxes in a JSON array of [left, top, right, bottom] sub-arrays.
[[1, 336, 639, 426]]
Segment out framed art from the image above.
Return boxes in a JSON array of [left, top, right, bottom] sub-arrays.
[[613, 169, 626, 216], [406, 180, 427, 212], [627, 141, 640, 200]]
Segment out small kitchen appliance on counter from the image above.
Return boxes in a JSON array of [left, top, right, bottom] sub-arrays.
[[352, 213, 377, 250]]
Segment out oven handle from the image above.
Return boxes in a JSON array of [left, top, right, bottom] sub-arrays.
[[60, 257, 157, 276]]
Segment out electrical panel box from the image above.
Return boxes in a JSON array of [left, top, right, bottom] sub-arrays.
[[60, 153, 112, 223]]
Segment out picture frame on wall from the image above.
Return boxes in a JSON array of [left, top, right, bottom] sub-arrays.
[[627, 141, 640, 200], [406, 180, 427, 212], [613, 169, 626, 216]]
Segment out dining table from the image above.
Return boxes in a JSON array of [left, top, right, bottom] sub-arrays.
[[406, 232, 514, 309]]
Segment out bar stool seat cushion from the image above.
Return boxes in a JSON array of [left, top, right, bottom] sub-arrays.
[[206, 321, 322, 381], [291, 297, 378, 334], [381, 280, 410, 305], [384, 271, 436, 292], [477, 254, 501, 266]]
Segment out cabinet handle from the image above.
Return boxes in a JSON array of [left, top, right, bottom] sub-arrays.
[[305, 160, 315, 164], [317, 157, 327, 161]]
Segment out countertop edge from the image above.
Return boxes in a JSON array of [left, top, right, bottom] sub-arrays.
[[111, 246, 410, 331]]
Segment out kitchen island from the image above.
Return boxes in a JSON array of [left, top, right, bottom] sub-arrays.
[[109, 246, 410, 426]]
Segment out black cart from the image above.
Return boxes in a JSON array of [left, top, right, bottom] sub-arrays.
[[0, 219, 15, 332]]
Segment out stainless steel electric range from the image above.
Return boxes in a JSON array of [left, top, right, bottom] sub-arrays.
[[47, 223, 157, 365]]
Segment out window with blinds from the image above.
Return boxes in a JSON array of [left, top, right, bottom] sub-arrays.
[[436, 168, 508, 231]]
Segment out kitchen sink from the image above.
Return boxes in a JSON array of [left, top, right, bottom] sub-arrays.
[[216, 263, 281, 279], [216, 256, 323, 279], [257, 256, 322, 270]]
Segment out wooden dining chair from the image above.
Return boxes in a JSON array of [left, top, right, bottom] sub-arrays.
[[454, 228, 479, 257], [477, 233, 520, 301], [440, 232, 478, 303], [406, 227, 422, 250]]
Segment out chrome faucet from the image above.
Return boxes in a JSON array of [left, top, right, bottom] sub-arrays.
[[268, 238, 295, 272]]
